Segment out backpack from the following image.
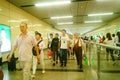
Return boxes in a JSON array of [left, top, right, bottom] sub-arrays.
[[32, 40, 42, 56]]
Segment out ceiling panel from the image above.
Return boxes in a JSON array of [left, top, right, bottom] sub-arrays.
[[7, 0, 120, 34], [77, 2, 88, 15], [70, 2, 78, 16], [85, 0, 120, 13]]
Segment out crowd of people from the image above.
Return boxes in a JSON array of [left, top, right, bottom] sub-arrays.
[[6, 22, 87, 80], [0, 22, 119, 80], [5, 21, 120, 80], [87, 32, 120, 65], [48, 29, 87, 68]]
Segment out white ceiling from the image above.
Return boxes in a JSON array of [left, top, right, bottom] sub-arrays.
[[7, 0, 120, 34]]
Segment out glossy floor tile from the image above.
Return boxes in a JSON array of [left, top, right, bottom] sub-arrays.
[[1, 48, 120, 80]]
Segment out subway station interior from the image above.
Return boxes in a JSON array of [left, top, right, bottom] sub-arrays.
[[0, 0, 120, 80]]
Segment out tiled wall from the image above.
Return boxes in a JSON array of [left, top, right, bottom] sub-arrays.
[[0, 0, 59, 62], [86, 17, 120, 37]]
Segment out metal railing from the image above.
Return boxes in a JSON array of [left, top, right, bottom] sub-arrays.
[[84, 40, 120, 80]]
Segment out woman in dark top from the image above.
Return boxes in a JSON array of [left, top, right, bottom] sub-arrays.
[[51, 33, 59, 66]]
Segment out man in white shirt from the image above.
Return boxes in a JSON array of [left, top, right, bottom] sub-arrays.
[[59, 29, 69, 67]]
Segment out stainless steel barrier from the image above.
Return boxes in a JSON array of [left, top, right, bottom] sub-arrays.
[[84, 40, 120, 80]]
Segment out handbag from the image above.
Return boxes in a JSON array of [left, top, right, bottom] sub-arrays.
[[84, 56, 89, 67], [73, 40, 79, 51], [48, 49, 53, 57], [32, 40, 42, 56]]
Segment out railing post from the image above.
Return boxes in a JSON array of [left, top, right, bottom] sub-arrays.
[[97, 44, 101, 80]]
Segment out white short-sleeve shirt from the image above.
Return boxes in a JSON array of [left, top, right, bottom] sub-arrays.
[[60, 34, 69, 49], [14, 33, 36, 61]]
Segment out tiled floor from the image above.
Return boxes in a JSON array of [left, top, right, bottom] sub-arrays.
[[3, 59, 92, 80], [1, 45, 120, 80]]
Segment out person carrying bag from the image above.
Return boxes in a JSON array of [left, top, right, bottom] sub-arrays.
[[73, 33, 86, 70]]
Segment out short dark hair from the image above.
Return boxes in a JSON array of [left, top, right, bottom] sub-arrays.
[[20, 22, 27, 26], [112, 34, 115, 37], [62, 29, 66, 32], [55, 33, 59, 35], [35, 31, 41, 36], [50, 33, 53, 36], [106, 33, 112, 40]]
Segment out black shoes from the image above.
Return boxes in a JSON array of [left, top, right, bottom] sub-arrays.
[[80, 64, 83, 70], [64, 64, 66, 67], [53, 63, 55, 66], [60, 63, 66, 67], [60, 64, 63, 67], [56, 61, 58, 64]]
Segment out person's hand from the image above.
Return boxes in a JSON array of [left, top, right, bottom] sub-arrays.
[[58, 48, 60, 52], [37, 55, 40, 64], [8, 55, 12, 62]]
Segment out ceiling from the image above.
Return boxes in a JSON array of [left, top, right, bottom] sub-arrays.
[[7, 0, 120, 34]]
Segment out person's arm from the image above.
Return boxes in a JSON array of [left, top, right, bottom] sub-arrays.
[[114, 37, 117, 44], [103, 39, 107, 44], [39, 41, 45, 50], [8, 46, 17, 62], [50, 39, 54, 51], [58, 40, 61, 50], [81, 39, 86, 55], [58, 37, 61, 50], [34, 45, 40, 64], [67, 40, 70, 49], [32, 35, 40, 64], [8, 37, 18, 62]]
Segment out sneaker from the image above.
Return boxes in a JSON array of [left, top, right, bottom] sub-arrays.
[[42, 70, 45, 74], [113, 62, 116, 66], [64, 64, 66, 67], [80, 64, 83, 69], [56, 61, 58, 64], [53, 63, 55, 66], [31, 74, 35, 79], [60, 64, 63, 67]]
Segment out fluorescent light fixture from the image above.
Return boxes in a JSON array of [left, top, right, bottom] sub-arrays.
[[51, 16, 73, 19], [28, 24, 42, 27], [96, 0, 110, 1], [84, 20, 102, 23], [8, 19, 28, 23], [35, 1, 71, 7], [0, 8, 2, 11], [88, 12, 113, 16], [57, 22, 73, 25]]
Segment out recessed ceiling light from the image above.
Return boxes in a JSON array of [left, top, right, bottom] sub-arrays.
[[35, 1, 71, 7], [28, 24, 42, 27], [8, 19, 28, 22], [0, 8, 2, 11], [84, 20, 102, 23], [88, 12, 113, 16], [96, 0, 110, 1], [57, 22, 73, 25], [51, 16, 73, 19]]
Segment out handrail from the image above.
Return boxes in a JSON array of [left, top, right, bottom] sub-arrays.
[[84, 40, 120, 50], [84, 40, 120, 80]]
